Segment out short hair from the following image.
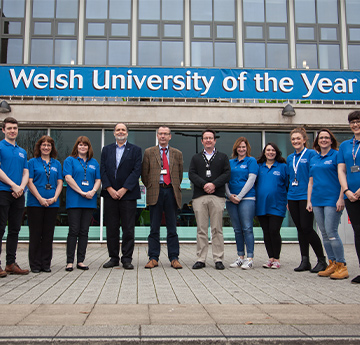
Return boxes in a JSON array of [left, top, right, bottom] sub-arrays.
[[290, 127, 309, 148], [157, 126, 171, 134], [313, 128, 338, 152], [114, 122, 128, 132], [70, 136, 94, 159], [201, 129, 216, 140], [33, 135, 58, 159], [2, 116, 18, 129], [231, 137, 251, 158], [348, 111, 360, 123], [257, 142, 286, 164]]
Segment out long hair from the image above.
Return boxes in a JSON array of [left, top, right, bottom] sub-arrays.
[[313, 128, 338, 152], [33, 135, 58, 159], [70, 136, 94, 159], [290, 127, 309, 148], [257, 142, 286, 164], [231, 137, 251, 158]]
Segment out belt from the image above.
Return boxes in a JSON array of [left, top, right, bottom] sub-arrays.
[[159, 183, 172, 188]]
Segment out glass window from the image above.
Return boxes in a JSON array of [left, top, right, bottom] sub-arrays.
[[267, 43, 288, 68], [214, 0, 235, 22], [349, 28, 360, 41], [244, 42, 265, 68], [33, 0, 55, 18], [86, 0, 107, 19], [317, 0, 338, 24], [162, 41, 183, 66], [298, 27, 315, 40], [296, 43, 317, 68], [55, 39, 77, 64], [191, 41, 213, 67], [2, 0, 25, 18], [140, 23, 158, 37], [57, 22, 75, 35], [320, 27, 337, 41], [216, 25, 234, 39], [111, 23, 128, 36], [85, 40, 107, 65], [164, 24, 182, 37], [268, 26, 286, 39], [5, 21, 22, 35], [108, 40, 130, 65], [34, 22, 52, 35], [348, 45, 360, 69], [214, 42, 236, 67], [265, 0, 287, 23], [346, 0, 360, 25], [294, 0, 315, 23], [319, 44, 340, 69], [194, 24, 211, 38], [109, 0, 131, 20], [191, 0, 212, 21], [138, 41, 160, 66], [162, 0, 183, 20], [139, 0, 160, 20], [246, 26, 263, 39], [0, 38, 23, 63], [56, 0, 79, 19], [31, 39, 53, 64], [243, 0, 264, 23], [88, 23, 105, 36]]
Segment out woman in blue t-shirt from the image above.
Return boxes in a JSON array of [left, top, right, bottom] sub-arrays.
[[226, 137, 258, 270], [27, 136, 63, 273], [63, 136, 101, 272], [306, 129, 348, 280], [256, 143, 288, 269], [287, 127, 326, 273]]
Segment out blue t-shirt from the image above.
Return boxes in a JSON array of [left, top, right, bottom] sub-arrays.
[[63, 156, 100, 209], [309, 149, 340, 207], [228, 156, 258, 198], [255, 161, 288, 217], [338, 136, 360, 197], [287, 148, 316, 201], [0, 139, 28, 192], [27, 157, 63, 208]]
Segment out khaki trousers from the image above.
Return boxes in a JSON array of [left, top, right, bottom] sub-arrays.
[[192, 195, 225, 263]]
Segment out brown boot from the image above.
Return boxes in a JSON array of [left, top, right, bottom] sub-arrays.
[[318, 259, 336, 277], [5, 263, 29, 275], [0, 266, 7, 278], [330, 262, 349, 280]]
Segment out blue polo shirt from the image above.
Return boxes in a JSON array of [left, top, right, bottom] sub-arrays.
[[287, 148, 316, 201], [27, 157, 63, 208], [309, 149, 340, 207], [0, 139, 28, 192], [256, 161, 288, 217], [338, 137, 360, 196], [228, 156, 258, 198], [63, 156, 100, 209]]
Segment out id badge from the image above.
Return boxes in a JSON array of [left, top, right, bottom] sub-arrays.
[[292, 179, 299, 186], [351, 165, 360, 173], [45, 183, 52, 190], [206, 170, 212, 178], [82, 180, 89, 186], [160, 169, 167, 175]]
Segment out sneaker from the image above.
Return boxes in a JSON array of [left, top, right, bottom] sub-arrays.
[[241, 259, 253, 270], [271, 261, 281, 269], [229, 257, 245, 268], [262, 260, 273, 269]]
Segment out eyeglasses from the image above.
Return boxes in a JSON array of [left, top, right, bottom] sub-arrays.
[[350, 120, 360, 126], [41, 143, 52, 148], [202, 137, 214, 141]]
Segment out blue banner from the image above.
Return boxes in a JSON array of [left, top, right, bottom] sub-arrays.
[[1, 66, 359, 100]]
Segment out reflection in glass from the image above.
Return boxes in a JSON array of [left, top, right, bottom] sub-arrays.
[[217, 25, 234, 39], [33, 0, 55, 18], [246, 26, 263, 39], [214, 0, 235, 22], [88, 23, 105, 36], [138, 41, 160, 66], [55, 39, 77, 65], [6, 21, 22, 35], [58, 22, 75, 35], [0, 38, 23, 63], [294, 0, 315, 23], [345, 0, 360, 25], [56, 0, 79, 19], [349, 28, 360, 41], [320, 27, 337, 41], [111, 23, 128, 36], [244, 42, 265, 68], [34, 22, 52, 35], [31, 39, 53, 64], [267, 43, 288, 68], [108, 40, 130, 66], [109, 0, 131, 19], [2, 0, 25, 18], [194, 25, 211, 38], [86, 0, 107, 19], [243, 0, 264, 23], [191, 0, 212, 21], [191, 41, 213, 67], [162, 41, 183, 66], [266, 0, 287, 23], [297, 27, 315, 40], [348, 45, 360, 69], [140, 24, 158, 37], [85, 40, 106, 65], [268, 26, 286, 39], [139, 0, 160, 20], [164, 24, 182, 37], [162, 0, 183, 20], [319, 44, 340, 69], [296, 43, 317, 68], [317, 0, 338, 24], [214, 42, 236, 67]]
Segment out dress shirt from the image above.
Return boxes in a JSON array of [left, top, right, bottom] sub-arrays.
[[159, 145, 169, 184], [116, 141, 127, 170]]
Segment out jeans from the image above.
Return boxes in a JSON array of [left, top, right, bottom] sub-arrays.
[[226, 199, 255, 258], [312, 206, 345, 263], [345, 199, 360, 266]]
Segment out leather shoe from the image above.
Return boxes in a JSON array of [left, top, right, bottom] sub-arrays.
[[192, 261, 205, 269], [215, 261, 225, 270], [5, 263, 29, 275], [171, 259, 182, 269], [77, 264, 89, 270], [145, 259, 158, 269], [31, 269, 41, 273], [42, 268, 51, 273], [123, 262, 134, 270], [0, 266, 7, 278], [103, 260, 120, 268]]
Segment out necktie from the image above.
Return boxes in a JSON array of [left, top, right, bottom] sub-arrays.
[[162, 148, 171, 185]]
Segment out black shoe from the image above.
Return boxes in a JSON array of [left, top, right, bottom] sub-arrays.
[[351, 275, 360, 284], [65, 265, 73, 272], [192, 261, 206, 269], [77, 264, 89, 270], [294, 256, 311, 272], [215, 262, 225, 270], [41, 268, 51, 273], [123, 262, 134, 270], [310, 257, 327, 273], [103, 260, 120, 268], [31, 269, 40, 273]]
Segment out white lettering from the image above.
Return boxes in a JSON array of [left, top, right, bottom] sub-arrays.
[[147, 75, 162, 91], [222, 76, 237, 92], [318, 78, 332, 93], [9, 68, 35, 88], [279, 77, 293, 92], [93, 70, 109, 90], [33, 74, 48, 89], [201, 76, 214, 96], [301, 73, 319, 98]]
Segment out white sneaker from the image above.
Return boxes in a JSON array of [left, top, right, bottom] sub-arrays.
[[241, 259, 254, 270], [262, 260, 273, 269], [229, 257, 245, 268], [271, 261, 281, 269]]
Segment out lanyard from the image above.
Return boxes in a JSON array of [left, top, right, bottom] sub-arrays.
[[293, 148, 307, 179], [352, 138, 360, 166], [202, 149, 217, 168], [41, 159, 51, 184], [78, 158, 89, 180]]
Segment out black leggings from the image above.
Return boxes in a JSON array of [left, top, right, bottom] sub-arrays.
[[258, 215, 283, 260], [345, 199, 360, 265], [288, 200, 324, 259]]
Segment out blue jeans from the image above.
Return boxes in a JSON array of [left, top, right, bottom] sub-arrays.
[[312, 206, 345, 263], [226, 199, 255, 258]]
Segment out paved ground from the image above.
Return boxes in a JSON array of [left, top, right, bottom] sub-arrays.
[[0, 243, 360, 344]]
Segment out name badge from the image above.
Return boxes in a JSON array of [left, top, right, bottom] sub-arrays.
[[351, 165, 360, 173], [45, 183, 52, 190], [206, 170, 212, 178], [160, 169, 167, 175], [82, 180, 89, 186], [292, 179, 299, 186]]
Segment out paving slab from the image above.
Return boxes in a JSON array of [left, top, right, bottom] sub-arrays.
[[0, 305, 39, 325]]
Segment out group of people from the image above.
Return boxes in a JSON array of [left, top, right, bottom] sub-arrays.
[[0, 114, 360, 285]]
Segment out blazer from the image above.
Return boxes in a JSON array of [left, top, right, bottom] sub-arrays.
[[100, 142, 142, 200], [141, 146, 183, 209]]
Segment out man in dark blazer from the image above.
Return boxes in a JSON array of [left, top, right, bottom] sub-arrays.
[[101, 123, 142, 270], [141, 126, 183, 269]]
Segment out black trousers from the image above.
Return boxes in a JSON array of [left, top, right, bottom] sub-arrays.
[[258, 215, 283, 260], [104, 197, 136, 264], [66, 208, 93, 264], [27, 206, 58, 270], [0, 191, 25, 266], [345, 199, 360, 265], [288, 200, 324, 259]]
